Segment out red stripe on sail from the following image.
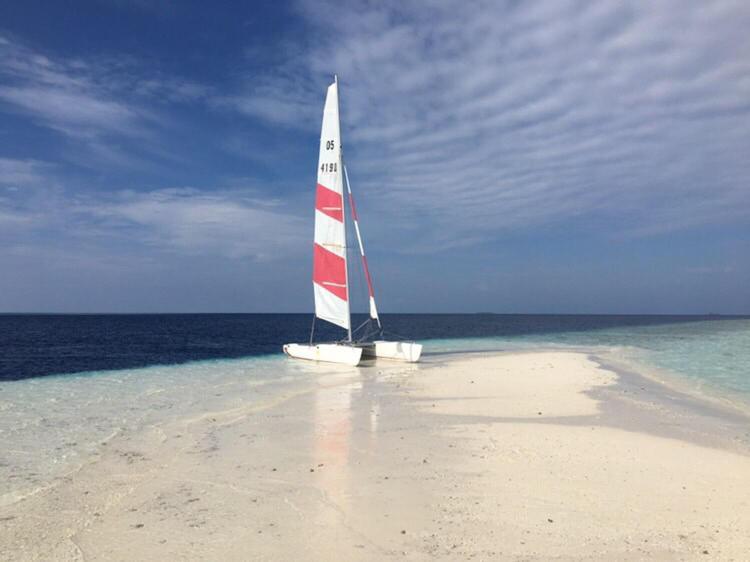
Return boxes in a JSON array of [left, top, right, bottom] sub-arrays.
[[313, 243, 348, 301], [315, 183, 343, 222]]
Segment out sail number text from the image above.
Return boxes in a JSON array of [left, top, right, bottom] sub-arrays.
[[321, 139, 337, 173]]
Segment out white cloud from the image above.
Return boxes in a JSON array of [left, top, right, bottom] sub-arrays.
[[234, 0, 750, 248], [132, 77, 210, 102], [0, 183, 306, 261], [0, 39, 148, 139], [0, 158, 51, 187], [0, 37, 208, 143], [215, 57, 320, 128], [83, 188, 306, 259], [0, 85, 141, 139], [3, 2, 748, 261]]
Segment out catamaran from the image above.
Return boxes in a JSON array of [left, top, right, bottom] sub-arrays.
[[283, 76, 422, 366]]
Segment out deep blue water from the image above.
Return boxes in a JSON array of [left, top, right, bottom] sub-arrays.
[[1, 313, 745, 381]]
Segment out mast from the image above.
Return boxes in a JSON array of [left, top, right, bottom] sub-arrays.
[[336, 75, 353, 342], [312, 75, 351, 338]]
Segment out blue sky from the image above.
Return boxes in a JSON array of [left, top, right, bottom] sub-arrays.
[[1, 0, 748, 314]]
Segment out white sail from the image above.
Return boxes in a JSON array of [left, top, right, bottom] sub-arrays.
[[312, 78, 350, 331]]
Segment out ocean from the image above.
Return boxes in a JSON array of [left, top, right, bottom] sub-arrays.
[[3, 313, 749, 383], [1, 313, 749, 506]]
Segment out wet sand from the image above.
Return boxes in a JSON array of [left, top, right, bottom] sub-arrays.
[[2, 351, 750, 560]]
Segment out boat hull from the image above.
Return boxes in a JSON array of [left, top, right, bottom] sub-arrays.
[[361, 340, 423, 363], [283, 343, 363, 366]]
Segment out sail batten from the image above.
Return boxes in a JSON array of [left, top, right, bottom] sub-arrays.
[[312, 79, 350, 331]]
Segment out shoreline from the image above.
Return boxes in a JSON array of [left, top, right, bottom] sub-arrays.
[[2, 349, 750, 560], [431, 344, 750, 423], [597, 347, 750, 417], [591, 352, 750, 453]]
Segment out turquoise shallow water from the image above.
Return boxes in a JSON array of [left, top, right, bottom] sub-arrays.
[[423, 318, 750, 400], [0, 355, 312, 504]]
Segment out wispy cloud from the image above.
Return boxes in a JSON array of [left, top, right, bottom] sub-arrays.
[[234, 0, 750, 248], [131, 76, 210, 103], [0, 33, 308, 265], [0, 158, 51, 188], [0, 34, 209, 154], [215, 47, 320, 129], [0, 181, 306, 261], [82, 187, 306, 259], [0, 36, 147, 139]]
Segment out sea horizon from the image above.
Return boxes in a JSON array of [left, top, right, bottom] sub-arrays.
[[3, 311, 749, 316], [2, 312, 748, 380]]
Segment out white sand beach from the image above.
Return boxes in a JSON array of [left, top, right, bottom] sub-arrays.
[[2, 351, 750, 561]]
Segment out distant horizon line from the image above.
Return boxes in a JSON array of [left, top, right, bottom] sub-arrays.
[[1, 312, 748, 317]]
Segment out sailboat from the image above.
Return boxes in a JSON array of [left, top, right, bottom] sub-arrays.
[[283, 76, 423, 366]]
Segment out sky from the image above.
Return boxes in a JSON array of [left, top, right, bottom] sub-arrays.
[[0, 0, 748, 314]]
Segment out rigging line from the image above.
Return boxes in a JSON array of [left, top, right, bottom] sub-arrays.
[[353, 236, 367, 328], [351, 313, 379, 343], [343, 164, 382, 330], [352, 317, 371, 337], [345, 174, 368, 329], [382, 328, 414, 342]]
